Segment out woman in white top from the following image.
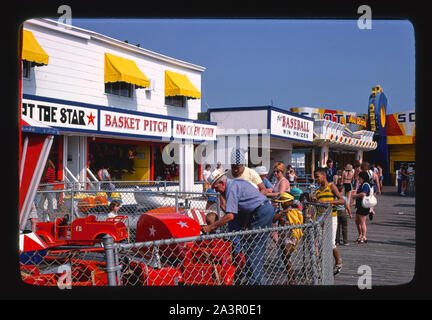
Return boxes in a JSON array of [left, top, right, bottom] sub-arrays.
[[286, 165, 297, 184], [267, 162, 291, 243], [202, 164, 212, 191]]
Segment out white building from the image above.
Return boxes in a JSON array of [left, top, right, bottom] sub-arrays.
[[208, 106, 314, 170], [21, 18, 217, 191]]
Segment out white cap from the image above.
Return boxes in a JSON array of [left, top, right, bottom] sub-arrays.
[[207, 170, 227, 188], [254, 166, 268, 175]]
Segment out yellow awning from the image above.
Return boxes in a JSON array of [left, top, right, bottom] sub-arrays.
[[165, 70, 201, 99], [22, 30, 49, 66], [104, 53, 150, 88]]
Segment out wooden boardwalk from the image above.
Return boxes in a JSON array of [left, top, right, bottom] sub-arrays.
[[334, 186, 415, 286]]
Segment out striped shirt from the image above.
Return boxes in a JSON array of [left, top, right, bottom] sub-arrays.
[[314, 183, 337, 216], [42, 167, 56, 183]]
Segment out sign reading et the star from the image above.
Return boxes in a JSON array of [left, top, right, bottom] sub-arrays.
[[22, 98, 98, 131]]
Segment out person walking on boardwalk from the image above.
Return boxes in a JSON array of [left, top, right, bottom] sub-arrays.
[[400, 163, 409, 196], [351, 171, 373, 244], [360, 161, 380, 220], [312, 167, 345, 275], [335, 184, 352, 246], [342, 164, 355, 210], [376, 164, 384, 192]]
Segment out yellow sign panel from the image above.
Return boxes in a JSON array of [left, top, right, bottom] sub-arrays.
[[369, 103, 376, 131], [380, 105, 386, 128]]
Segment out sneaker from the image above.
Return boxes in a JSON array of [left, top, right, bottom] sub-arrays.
[[334, 264, 342, 275]]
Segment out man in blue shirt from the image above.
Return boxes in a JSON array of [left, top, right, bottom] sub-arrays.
[[202, 171, 274, 285], [326, 159, 338, 183], [254, 166, 273, 189]]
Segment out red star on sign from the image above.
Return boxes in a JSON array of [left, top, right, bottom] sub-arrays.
[[87, 112, 96, 126]]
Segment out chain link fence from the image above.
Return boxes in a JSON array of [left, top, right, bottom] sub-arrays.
[[112, 203, 333, 286], [30, 181, 218, 242], [21, 182, 334, 286]]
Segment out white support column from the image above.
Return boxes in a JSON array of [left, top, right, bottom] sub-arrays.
[[320, 144, 329, 167], [179, 142, 195, 192]]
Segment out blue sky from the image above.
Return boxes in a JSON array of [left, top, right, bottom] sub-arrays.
[[72, 19, 415, 115]]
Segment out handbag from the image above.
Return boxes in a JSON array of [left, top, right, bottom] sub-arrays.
[[361, 183, 377, 208]]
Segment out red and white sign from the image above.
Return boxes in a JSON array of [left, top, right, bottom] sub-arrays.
[[173, 120, 217, 141], [19, 232, 48, 252], [270, 110, 313, 142], [100, 110, 171, 138]]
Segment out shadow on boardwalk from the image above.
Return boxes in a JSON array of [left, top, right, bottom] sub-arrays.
[[334, 186, 415, 286]]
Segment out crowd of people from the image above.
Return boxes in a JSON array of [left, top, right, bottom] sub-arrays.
[[201, 149, 386, 284], [27, 147, 402, 284]]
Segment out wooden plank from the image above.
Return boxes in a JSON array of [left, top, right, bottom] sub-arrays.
[[334, 186, 415, 286]]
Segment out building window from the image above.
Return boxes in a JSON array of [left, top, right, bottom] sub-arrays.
[[105, 82, 133, 98], [165, 95, 186, 108], [22, 61, 31, 79]]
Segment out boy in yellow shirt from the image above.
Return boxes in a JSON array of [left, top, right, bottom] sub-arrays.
[[273, 192, 304, 285]]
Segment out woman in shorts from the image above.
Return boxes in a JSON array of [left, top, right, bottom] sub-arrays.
[[342, 164, 354, 208], [351, 171, 372, 244]]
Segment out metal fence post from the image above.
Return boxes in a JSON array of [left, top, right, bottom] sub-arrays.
[[103, 234, 119, 286], [321, 210, 335, 285], [70, 187, 75, 221], [309, 223, 319, 285]]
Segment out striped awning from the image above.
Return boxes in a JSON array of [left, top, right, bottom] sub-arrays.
[[21, 113, 60, 135]]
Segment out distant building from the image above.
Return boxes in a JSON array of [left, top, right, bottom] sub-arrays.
[[384, 110, 415, 184], [290, 106, 376, 174]]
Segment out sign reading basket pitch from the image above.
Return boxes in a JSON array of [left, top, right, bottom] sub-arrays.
[[22, 98, 98, 131], [22, 96, 216, 141], [100, 110, 171, 138], [270, 110, 313, 142]]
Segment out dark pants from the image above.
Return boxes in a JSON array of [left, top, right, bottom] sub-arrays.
[[245, 201, 275, 285], [232, 201, 274, 285], [336, 209, 348, 244], [397, 179, 402, 194]]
